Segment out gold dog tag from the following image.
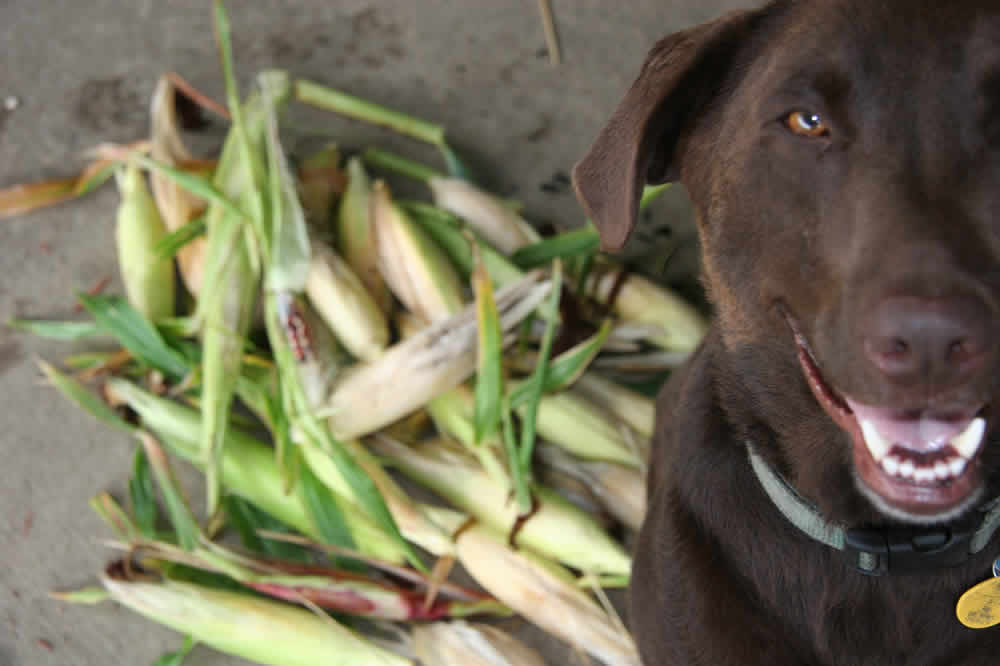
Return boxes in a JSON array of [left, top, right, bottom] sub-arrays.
[[957, 577, 1000, 628]]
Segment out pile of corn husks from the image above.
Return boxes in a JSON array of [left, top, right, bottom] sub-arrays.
[[5, 3, 707, 665]]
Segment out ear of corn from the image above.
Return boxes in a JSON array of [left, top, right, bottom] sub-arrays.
[[100, 563, 414, 666], [517, 386, 642, 467], [106, 378, 411, 563], [149, 75, 209, 296], [427, 176, 541, 254], [305, 240, 389, 362], [372, 435, 631, 577], [372, 180, 465, 322], [585, 259, 707, 353], [337, 157, 392, 313], [320, 271, 552, 439], [573, 371, 655, 440], [454, 524, 640, 666], [195, 82, 277, 516], [412, 621, 550, 666], [403, 201, 525, 288], [114, 163, 176, 321], [537, 444, 646, 532]]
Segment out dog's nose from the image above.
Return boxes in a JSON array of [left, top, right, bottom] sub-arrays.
[[863, 295, 990, 386]]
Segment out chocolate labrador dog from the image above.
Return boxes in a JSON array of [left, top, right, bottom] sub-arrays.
[[573, 1, 1000, 664]]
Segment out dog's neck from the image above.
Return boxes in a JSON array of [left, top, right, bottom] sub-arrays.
[[746, 443, 1000, 576]]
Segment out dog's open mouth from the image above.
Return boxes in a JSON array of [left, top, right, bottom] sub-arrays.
[[791, 330, 987, 522]]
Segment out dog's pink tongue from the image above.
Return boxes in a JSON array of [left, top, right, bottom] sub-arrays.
[[845, 399, 975, 452]]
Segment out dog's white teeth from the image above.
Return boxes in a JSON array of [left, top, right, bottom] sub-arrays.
[[880, 454, 970, 482], [950, 417, 986, 460], [899, 459, 916, 479], [860, 419, 891, 462]]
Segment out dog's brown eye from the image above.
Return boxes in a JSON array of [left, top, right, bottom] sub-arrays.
[[785, 111, 830, 138]]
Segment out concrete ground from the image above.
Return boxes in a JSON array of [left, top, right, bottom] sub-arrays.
[[0, 1, 750, 664]]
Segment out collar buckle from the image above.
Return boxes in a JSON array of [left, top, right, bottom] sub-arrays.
[[845, 520, 978, 576]]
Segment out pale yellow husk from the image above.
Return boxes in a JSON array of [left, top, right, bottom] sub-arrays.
[[115, 162, 175, 321], [428, 176, 541, 254], [320, 271, 551, 439], [585, 259, 707, 353], [537, 443, 646, 531], [573, 371, 656, 440], [305, 240, 390, 362], [372, 179, 465, 322], [454, 524, 640, 666], [372, 435, 631, 576], [412, 621, 549, 666]]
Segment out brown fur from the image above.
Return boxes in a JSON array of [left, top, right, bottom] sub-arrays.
[[573, 1, 1000, 663]]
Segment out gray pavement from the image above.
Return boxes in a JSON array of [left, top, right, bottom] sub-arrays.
[[0, 1, 750, 664]]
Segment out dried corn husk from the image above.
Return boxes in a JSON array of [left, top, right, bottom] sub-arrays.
[[320, 271, 552, 439], [149, 75, 208, 296], [454, 524, 640, 666], [537, 443, 646, 531], [412, 621, 549, 666]]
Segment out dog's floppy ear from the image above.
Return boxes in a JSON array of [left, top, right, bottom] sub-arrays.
[[572, 10, 760, 251]]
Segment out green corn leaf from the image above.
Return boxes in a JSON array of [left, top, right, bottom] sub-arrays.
[[473, 252, 503, 442], [139, 431, 201, 551], [295, 78, 446, 146], [62, 352, 117, 370], [299, 461, 356, 550], [89, 491, 141, 541], [212, 0, 269, 261], [223, 496, 312, 562], [509, 319, 613, 409], [517, 259, 563, 471], [640, 183, 670, 209], [511, 228, 599, 269], [154, 216, 206, 261], [438, 142, 473, 182], [151, 636, 197, 666], [129, 154, 243, 221], [49, 586, 110, 605], [8, 318, 104, 341], [130, 445, 159, 539], [262, 72, 311, 293], [362, 147, 444, 183], [76, 293, 190, 379], [37, 360, 137, 434], [263, 290, 425, 571]]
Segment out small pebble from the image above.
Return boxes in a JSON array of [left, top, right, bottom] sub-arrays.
[[3, 95, 19, 111]]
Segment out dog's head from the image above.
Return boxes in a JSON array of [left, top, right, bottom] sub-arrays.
[[574, 0, 1000, 526]]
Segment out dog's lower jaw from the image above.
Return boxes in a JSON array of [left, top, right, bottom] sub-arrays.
[[853, 469, 985, 525]]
